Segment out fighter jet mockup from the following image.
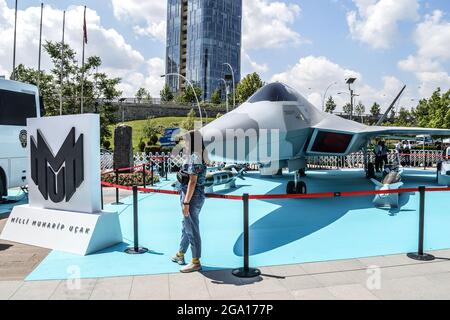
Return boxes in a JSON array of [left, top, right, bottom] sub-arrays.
[[200, 82, 450, 194]]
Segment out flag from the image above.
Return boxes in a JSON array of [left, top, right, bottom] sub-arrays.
[[83, 6, 88, 44]]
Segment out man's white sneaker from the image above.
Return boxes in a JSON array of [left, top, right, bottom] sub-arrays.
[[171, 254, 186, 265], [180, 262, 202, 273]]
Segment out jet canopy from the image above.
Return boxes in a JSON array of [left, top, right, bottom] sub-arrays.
[[248, 82, 300, 103]]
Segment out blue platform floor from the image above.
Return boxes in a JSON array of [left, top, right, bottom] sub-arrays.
[[0, 189, 28, 215], [24, 169, 450, 281]]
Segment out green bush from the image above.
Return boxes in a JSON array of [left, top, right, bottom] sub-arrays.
[[138, 140, 146, 152], [102, 140, 111, 150], [145, 146, 161, 154], [102, 170, 160, 187]]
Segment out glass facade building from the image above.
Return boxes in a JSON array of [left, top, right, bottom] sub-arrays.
[[166, 0, 242, 101]]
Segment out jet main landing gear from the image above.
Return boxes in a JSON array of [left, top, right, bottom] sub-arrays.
[[286, 170, 308, 195]]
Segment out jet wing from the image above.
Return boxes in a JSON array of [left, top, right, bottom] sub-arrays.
[[361, 126, 450, 137], [306, 113, 450, 156]]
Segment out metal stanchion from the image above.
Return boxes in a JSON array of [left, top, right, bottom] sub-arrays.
[[125, 186, 149, 255], [142, 164, 147, 189], [232, 193, 261, 278], [150, 159, 154, 186], [407, 186, 435, 261], [164, 156, 168, 181], [100, 184, 104, 210], [112, 169, 123, 205]]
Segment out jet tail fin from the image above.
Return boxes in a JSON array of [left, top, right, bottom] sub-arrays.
[[237, 168, 246, 181], [371, 178, 384, 188]]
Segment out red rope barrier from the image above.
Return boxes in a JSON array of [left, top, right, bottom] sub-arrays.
[[102, 181, 450, 201]]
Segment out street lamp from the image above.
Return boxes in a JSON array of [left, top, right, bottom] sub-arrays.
[[345, 77, 357, 121], [161, 73, 203, 126], [322, 82, 338, 112], [219, 78, 229, 113], [223, 63, 236, 109]]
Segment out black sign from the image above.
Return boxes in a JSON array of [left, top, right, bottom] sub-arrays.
[[30, 128, 84, 203]]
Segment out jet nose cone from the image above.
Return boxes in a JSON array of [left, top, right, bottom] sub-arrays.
[[201, 112, 260, 143], [200, 111, 261, 163]]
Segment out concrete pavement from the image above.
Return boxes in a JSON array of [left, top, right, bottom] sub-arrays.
[[2, 250, 450, 300], [2, 188, 450, 300]]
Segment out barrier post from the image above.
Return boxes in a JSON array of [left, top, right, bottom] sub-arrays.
[[164, 156, 168, 181], [112, 169, 123, 205], [232, 193, 261, 278], [150, 159, 154, 186], [407, 186, 435, 261], [100, 184, 104, 210], [125, 186, 149, 255], [142, 164, 147, 189]]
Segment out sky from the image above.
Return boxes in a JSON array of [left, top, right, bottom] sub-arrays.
[[1, 0, 449, 113]]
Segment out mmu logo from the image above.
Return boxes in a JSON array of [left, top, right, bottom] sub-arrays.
[[30, 128, 84, 203]]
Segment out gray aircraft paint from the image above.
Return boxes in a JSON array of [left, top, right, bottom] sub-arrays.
[[204, 169, 245, 193], [201, 82, 450, 174]]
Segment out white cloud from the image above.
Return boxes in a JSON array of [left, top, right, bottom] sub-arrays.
[[111, 0, 166, 41], [242, 52, 269, 74], [243, 0, 305, 50], [347, 0, 419, 49], [398, 10, 450, 97], [110, 0, 305, 51], [0, 1, 164, 97], [271, 55, 412, 111]]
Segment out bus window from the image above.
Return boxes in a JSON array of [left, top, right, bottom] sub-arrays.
[[0, 89, 37, 126]]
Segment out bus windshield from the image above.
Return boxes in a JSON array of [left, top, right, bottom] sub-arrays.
[[0, 89, 37, 126]]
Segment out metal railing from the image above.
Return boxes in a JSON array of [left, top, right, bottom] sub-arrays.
[[101, 150, 445, 172]]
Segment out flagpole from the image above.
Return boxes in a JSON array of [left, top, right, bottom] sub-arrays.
[[12, 0, 18, 80], [37, 3, 43, 90], [81, 5, 86, 114], [60, 10, 66, 116]]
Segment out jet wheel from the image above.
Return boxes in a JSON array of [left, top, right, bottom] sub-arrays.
[[295, 181, 307, 195], [286, 181, 296, 194], [287, 181, 307, 195]]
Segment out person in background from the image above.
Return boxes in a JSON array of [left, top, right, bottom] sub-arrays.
[[446, 143, 450, 161], [172, 130, 208, 273], [374, 140, 382, 173], [395, 141, 402, 165], [403, 140, 412, 167], [381, 140, 389, 170]]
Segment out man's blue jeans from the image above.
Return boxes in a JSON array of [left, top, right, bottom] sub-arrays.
[[179, 191, 205, 259]]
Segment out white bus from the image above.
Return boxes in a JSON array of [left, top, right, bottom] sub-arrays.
[[0, 79, 42, 200]]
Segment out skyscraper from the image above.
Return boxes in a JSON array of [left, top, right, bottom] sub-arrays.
[[166, 0, 242, 101]]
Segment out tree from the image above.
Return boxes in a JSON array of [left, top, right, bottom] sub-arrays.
[[343, 103, 352, 116], [135, 88, 151, 103], [236, 72, 264, 104], [14, 40, 121, 145], [412, 88, 450, 129], [178, 85, 203, 104], [160, 84, 174, 102], [143, 117, 163, 139], [394, 107, 414, 127], [211, 89, 221, 105], [181, 109, 197, 131], [370, 102, 381, 118], [355, 101, 366, 123], [325, 96, 337, 113]]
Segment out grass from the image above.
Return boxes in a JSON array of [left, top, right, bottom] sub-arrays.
[[106, 117, 211, 152]]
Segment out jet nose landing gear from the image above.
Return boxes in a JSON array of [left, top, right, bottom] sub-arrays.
[[286, 170, 308, 195]]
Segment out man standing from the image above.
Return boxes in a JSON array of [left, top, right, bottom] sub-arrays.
[[446, 143, 450, 160], [403, 140, 412, 167], [381, 141, 389, 170], [374, 140, 382, 172]]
